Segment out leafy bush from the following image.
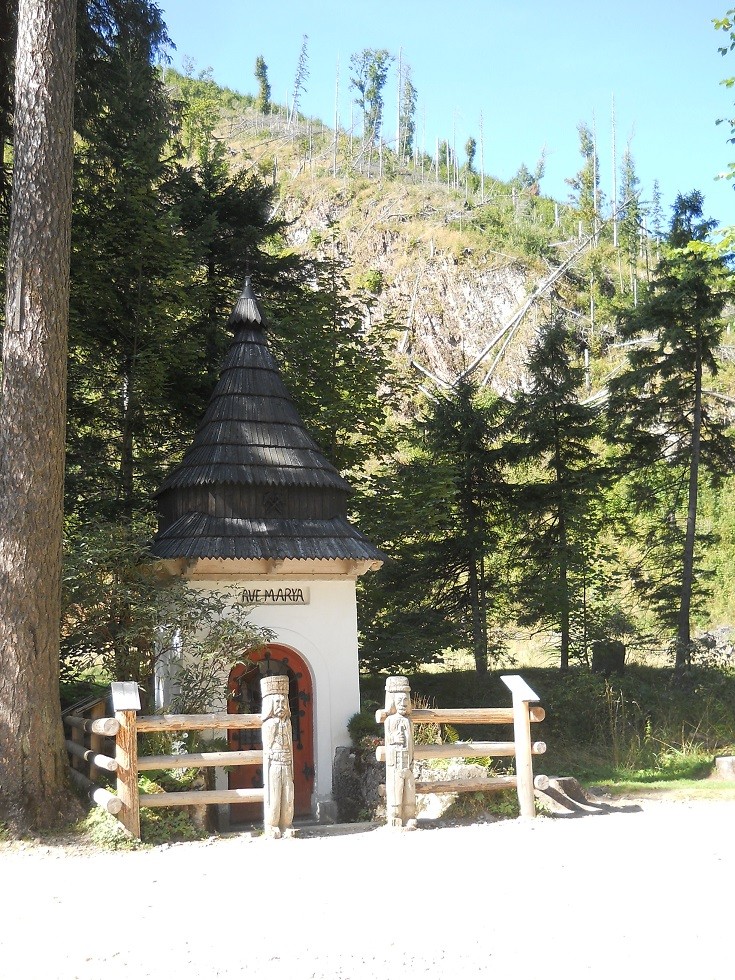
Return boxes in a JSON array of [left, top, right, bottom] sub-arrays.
[[137, 775, 207, 845], [347, 709, 381, 748], [62, 515, 273, 702], [79, 807, 140, 850], [441, 789, 520, 821]]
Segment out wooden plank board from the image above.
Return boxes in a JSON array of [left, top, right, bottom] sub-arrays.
[[500, 674, 542, 703], [138, 750, 263, 771], [375, 741, 546, 762], [136, 713, 261, 732], [380, 706, 545, 725], [139, 788, 265, 808], [415, 775, 518, 794]]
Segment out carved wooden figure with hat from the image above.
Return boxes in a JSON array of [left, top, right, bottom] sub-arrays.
[[383, 676, 417, 829], [260, 674, 295, 838]]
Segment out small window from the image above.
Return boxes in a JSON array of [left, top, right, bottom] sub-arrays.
[[263, 490, 285, 517]]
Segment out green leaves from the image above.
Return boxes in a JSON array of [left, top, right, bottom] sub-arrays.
[[62, 514, 273, 698]]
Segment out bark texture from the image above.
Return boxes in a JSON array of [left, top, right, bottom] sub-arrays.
[[0, 0, 78, 830]]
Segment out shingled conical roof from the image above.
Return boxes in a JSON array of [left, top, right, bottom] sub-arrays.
[[157, 278, 351, 495], [151, 278, 384, 564]]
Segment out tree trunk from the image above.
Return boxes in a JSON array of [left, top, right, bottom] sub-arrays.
[[558, 508, 570, 671], [0, 0, 16, 227], [0, 0, 79, 831], [676, 340, 703, 672], [468, 552, 488, 677], [554, 409, 570, 671]]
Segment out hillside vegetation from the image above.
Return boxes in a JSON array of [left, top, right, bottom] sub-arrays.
[[163, 67, 735, 677], [3, 27, 735, 694]]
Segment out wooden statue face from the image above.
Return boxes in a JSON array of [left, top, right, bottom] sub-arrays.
[[395, 692, 409, 715]]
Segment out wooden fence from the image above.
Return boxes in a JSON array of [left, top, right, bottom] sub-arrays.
[[376, 674, 547, 820], [63, 682, 264, 840]]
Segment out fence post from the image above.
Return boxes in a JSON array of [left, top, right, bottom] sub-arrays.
[[111, 682, 141, 839], [69, 719, 85, 772], [502, 675, 540, 819]]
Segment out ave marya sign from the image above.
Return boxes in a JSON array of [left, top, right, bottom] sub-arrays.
[[241, 586, 310, 605]]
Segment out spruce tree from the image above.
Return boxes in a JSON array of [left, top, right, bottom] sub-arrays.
[[0, 0, 78, 832], [360, 381, 508, 676], [399, 67, 417, 160], [254, 54, 271, 114], [619, 145, 642, 284], [68, 0, 187, 518], [566, 122, 599, 234], [349, 48, 393, 149], [608, 191, 735, 671], [504, 317, 604, 670]]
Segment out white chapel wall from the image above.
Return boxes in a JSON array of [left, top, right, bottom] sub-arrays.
[[175, 575, 362, 808]]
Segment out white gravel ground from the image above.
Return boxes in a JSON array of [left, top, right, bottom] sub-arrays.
[[1, 799, 732, 980]]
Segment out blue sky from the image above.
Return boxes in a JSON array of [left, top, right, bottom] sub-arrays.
[[159, 0, 735, 230]]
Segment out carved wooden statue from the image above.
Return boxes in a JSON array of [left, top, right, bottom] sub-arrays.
[[260, 674, 295, 838], [383, 676, 417, 829]]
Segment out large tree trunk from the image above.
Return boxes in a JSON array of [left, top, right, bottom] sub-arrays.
[[0, 0, 16, 226], [676, 341, 703, 673], [0, 0, 78, 831]]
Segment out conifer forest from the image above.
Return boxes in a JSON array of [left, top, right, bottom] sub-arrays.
[[3, 2, 735, 826]]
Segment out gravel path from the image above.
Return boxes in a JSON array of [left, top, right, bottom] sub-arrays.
[[1, 799, 732, 979]]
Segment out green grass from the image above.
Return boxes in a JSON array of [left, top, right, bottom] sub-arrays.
[[594, 779, 735, 801]]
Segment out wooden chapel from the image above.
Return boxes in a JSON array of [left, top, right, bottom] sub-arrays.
[[151, 277, 384, 823]]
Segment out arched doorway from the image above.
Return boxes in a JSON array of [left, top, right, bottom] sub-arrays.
[[227, 644, 314, 823]]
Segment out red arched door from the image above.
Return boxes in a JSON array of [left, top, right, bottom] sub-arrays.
[[227, 644, 314, 823]]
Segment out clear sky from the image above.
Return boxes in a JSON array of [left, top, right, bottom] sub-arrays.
[[159, 0, 735, 230]]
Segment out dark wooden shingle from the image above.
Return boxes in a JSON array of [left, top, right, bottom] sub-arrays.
[[151, 278, 384, 563]]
